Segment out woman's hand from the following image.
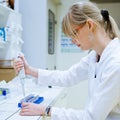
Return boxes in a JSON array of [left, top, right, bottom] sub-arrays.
[[20, 102, 46, 116], [14, 55, 38, 78], [13, 55, 30, 75]]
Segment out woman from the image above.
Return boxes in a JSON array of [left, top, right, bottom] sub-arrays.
[[14, 1, 120, 120]]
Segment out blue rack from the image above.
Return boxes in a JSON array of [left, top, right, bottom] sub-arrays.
[[18, 94, 44, 108]]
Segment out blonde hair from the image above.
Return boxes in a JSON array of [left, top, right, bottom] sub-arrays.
[[62, 1, 120, 39]]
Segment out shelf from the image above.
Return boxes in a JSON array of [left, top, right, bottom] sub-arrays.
[[0, 4, 15, 27]]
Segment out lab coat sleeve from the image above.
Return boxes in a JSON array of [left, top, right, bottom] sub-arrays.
[[50, 63, 120, 120], [51, 107, 89, 120], [37, 56, 89, 87]]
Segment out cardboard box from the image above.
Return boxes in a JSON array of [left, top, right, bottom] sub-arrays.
[[0, 68, 16, 82]]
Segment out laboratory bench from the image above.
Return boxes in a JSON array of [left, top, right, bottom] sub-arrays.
[[0, 60, 16, 82], [0, 77, 66, 120], [0, 68, 16, 82]]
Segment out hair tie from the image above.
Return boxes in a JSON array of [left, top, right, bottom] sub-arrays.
[[101, 10, 109, 21]]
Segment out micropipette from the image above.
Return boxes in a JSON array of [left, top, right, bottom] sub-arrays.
[[18, 56, 26, 97]]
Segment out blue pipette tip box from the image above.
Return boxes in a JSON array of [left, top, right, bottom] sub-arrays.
[[18, 96, 44, 108]]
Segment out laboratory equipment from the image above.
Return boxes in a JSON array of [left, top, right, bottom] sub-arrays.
[[18, 94, 44, 107], [0, 4, 13, 27], [17, 56, 26, 97], [0, 87, 9, 96], [0, 28, 6, 41]]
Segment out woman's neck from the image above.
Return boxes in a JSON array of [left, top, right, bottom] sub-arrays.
[[92, 27, 111, 56]]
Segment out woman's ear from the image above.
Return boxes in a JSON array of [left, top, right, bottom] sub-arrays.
[[86, 19, 96, 32]]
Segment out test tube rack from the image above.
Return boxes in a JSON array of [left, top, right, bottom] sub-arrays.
[[18, 94, 44, 108]]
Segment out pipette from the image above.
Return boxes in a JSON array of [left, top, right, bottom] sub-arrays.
[[18, 56, 26, 97]]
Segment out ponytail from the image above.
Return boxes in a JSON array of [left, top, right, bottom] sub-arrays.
[[109, 16, 120, 39], [100, 9, 120, 39]]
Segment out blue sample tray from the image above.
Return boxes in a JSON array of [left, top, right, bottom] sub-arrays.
[[18, 94, 44, 108]]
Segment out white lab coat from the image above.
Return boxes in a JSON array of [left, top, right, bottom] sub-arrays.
[[38, 37, 120, 120]]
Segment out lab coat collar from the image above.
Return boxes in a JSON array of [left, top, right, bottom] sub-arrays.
[[99, 37, 120, 64], [89, 37, 120, 64]]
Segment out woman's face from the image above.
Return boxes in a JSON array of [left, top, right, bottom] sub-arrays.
[[70, 22, 94, 50]]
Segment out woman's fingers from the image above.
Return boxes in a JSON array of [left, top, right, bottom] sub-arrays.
[[13, 59, 24, 74], [20, 102, 45, 116]]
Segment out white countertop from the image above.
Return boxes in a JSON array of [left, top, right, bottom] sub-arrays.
[[0, 77, 64, 120]]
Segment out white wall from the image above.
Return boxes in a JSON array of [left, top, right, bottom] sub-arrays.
[[19, 0, 59, 70], [19, 0, 47, 69]]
